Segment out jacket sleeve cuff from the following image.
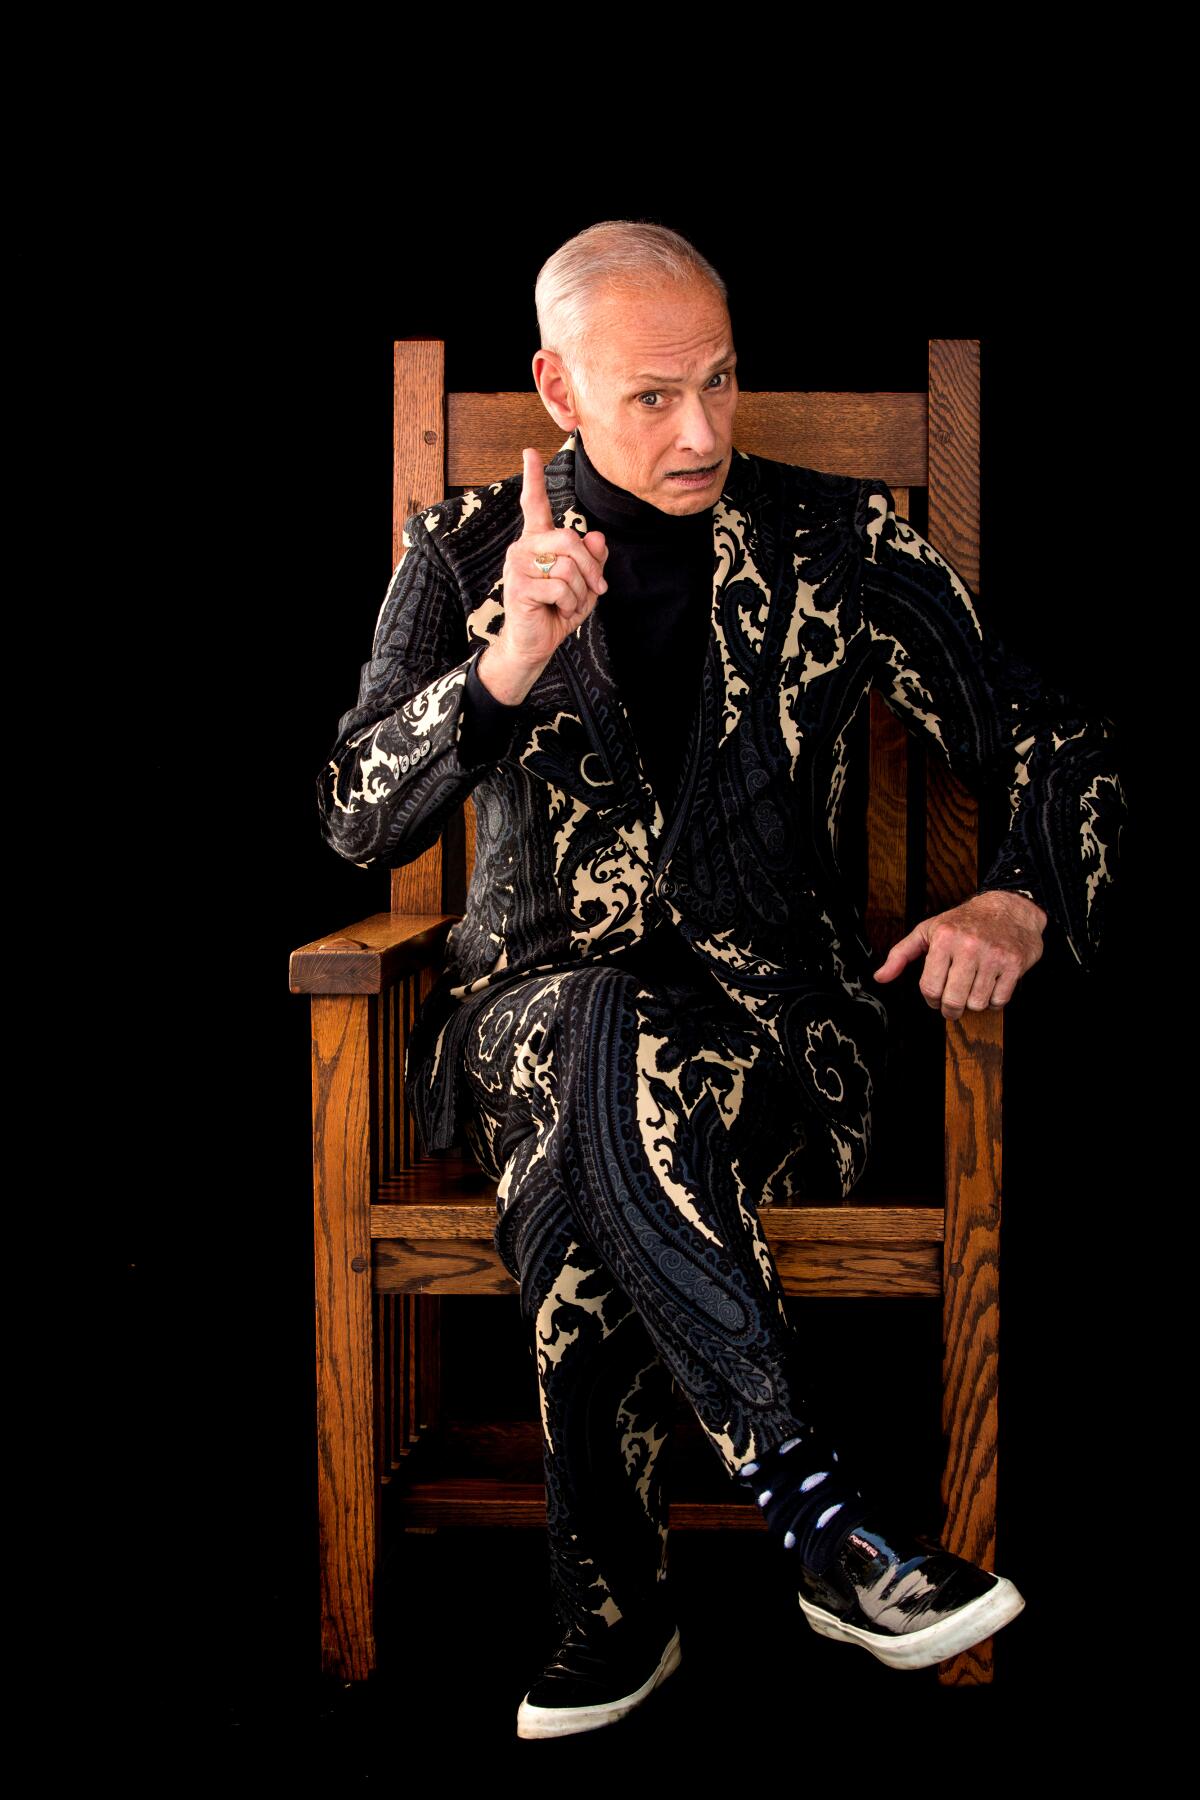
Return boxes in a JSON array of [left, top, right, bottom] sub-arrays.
[[458, 652, 525, 768], [318, 653, 502, 867], [976, 856, 1053, 920]]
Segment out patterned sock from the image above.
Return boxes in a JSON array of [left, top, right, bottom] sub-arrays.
[[735, 1427, 875, 1577]]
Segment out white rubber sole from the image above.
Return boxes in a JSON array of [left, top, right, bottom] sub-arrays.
[[516, 1628, 682, 1739], [798, 1576, 1026, 1670]]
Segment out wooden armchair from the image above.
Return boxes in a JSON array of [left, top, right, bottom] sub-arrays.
[[290, 339, 1007, 1691]]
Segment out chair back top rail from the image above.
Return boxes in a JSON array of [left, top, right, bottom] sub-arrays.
[[391, 340, 977, 555]]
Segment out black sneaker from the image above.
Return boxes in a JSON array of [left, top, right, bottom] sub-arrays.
[[516, 1616, 682, 1740], [796, 1507, 1026, 1670]]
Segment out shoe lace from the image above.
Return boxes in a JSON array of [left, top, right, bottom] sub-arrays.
[[550, 1633, 626, 1681], [547, 1619, 671, 1686]]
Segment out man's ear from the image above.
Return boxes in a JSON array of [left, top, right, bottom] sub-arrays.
[[532, 349, 581, 433]]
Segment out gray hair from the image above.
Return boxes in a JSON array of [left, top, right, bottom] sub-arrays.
[[535, 220, 728, 404]]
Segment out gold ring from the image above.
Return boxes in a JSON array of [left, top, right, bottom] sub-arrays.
[[533, 553, 557, 578]]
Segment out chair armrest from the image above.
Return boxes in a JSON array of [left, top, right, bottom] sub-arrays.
[[289, 912, 459, 995]]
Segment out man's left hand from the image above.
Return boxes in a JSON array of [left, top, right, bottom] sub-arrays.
[[873, 890, 1048, 1019]]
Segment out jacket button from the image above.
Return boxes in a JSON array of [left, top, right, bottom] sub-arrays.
[[660, 878, 675, 897]]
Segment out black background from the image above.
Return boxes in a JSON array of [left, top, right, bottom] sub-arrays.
[[114, 194, 1150, 1750]]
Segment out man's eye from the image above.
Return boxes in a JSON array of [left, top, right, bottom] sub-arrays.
[[637, 392, 662, 407], [708, 372, 730, 389]]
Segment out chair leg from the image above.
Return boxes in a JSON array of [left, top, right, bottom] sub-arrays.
[[312, 993, 379, 1681], [938, 1008, 1004, 1687]]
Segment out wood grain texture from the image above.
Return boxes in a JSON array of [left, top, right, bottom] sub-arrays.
[[937, 1005, 1004, 1687], [373, 1170, 942, 1239], [370, 1199, 945, 1300], [373, 1242, 516, 1296], [444, 391, 929, 489], [394, 341, 445, 564], [924, 341, 980, 924], [768, 1240, 943, 1296], [926, 758, 979, 916], [372, 1237, 943, 1298], [391, 841, 443, 914], [311, 994, 378, 1680], [290, 914, 456, 994], [866, 690, 910, 952], [927, 340, 980, 593], [390, 814, 469, 914]]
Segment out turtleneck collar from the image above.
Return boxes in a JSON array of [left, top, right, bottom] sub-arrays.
[[573, 429, 716, 545]]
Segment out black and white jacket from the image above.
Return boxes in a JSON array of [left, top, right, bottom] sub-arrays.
[[316, 436, 1125, 1192]]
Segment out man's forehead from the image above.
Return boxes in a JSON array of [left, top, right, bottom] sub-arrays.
[[587, 286, 736, 383], [625, 341, 737, 382]]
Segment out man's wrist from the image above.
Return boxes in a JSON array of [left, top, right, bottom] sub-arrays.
[[461, 656, 524, 766], [477, 642, 546, 707], [975, 888, 1048, 932]]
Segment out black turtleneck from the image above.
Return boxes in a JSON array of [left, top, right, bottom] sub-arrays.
[[456, 431, 722, 989], [459, 429, 715, 822]]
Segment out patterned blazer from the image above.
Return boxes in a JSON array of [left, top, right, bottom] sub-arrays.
[[317, 435, 1124, 1193]]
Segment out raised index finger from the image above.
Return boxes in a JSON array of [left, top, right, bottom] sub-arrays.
[[520, 447, 555, 535]]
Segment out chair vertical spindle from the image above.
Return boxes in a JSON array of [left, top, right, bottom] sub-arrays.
[[865, 690, 910, 955], [393, 340, 446, 564], [376, 1294, 393, 1485], [312, 991, 379, 1680], [937, 1008, 1004, 1686]]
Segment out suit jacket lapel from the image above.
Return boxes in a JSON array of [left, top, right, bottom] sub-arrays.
[[542, 438, 653, 823], [662, 450, 776, 854], [535, 436, 773, 854]]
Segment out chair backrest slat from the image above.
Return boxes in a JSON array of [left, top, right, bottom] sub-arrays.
[[445, 390, 930, 488], [393, 342, 446, 562]]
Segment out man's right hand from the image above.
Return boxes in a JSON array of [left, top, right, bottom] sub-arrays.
[[476, 448, 609, 706]]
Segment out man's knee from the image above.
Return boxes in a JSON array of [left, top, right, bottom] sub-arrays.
[[492, 962, 654, 1165]]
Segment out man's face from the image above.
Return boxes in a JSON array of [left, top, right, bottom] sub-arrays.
[[555, 277, 738, 516]]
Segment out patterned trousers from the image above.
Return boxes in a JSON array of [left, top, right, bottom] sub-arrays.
[[452, 944, 850, 1640]]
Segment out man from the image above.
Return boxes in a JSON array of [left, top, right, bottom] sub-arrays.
[[317, 222, 1124, 1738]]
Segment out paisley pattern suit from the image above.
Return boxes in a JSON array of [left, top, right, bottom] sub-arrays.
[[316, 435, 1124, 1637]]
